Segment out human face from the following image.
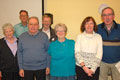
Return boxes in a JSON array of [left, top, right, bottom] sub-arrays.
[[28, 18, 39, 35], [56, 27, 66, 39], [4, 28, 14, 39], [102, 8, 114, 26], [42, 17, 51, 29], [20, 12, 28, 23], [85, 20, 94, 34]]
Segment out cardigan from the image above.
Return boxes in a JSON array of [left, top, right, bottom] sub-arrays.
[[0, 38, 19, 72], [48, 38, 75, 76]]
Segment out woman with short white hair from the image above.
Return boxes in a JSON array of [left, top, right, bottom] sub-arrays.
[[48, 23, 75, 80], [0, 23, 21, 80]]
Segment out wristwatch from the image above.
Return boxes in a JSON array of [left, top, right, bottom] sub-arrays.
[[81, 65, 85, 68]]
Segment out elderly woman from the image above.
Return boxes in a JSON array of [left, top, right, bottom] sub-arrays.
[[0, 23, 20, 80], [75, 17, 103, 80], [48, 23, 75, 80]]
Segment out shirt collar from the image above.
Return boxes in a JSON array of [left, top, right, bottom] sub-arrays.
[[104, 22, 115, 30], [20, 23, 27, 27], [4, 36, 17, 43], [57, 38, 67, 43], [42, 28, 50, 33], [101, 20, 118, 29], [28, 31, 39, 36]]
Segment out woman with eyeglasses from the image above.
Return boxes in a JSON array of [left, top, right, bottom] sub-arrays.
[[48, 23, 75, 80]]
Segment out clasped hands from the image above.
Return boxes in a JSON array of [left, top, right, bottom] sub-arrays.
[[82, 66, 93, 77]]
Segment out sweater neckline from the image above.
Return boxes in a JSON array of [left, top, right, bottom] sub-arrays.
[[57, 38, 67, 43], [83, 31, 95, 38]]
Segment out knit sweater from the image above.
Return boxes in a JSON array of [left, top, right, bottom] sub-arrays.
[[17, 31, 50, 70], [75, 31, 103, 73], [48, 38, 75, 76]]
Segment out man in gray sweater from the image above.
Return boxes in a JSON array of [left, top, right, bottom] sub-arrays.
[[17, 16, 50, 80]]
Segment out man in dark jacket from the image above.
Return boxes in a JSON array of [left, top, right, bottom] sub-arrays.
[[97, 7, 120, 80], [40, 13, 57, 42]]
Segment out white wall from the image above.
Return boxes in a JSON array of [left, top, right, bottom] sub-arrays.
[[0, 0, 43, 38]]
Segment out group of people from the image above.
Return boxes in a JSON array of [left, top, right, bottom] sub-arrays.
[[0, 6, 120, 80]]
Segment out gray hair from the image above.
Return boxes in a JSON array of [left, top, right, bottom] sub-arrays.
[[54, 23, 67, 34], [101, 7, 115, 16], [2, 23, 14, 34], [28, 16, 39, 24]]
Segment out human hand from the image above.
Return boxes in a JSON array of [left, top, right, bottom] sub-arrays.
[[82, 66, 90, 74], [87, 69, 93, 77], [46, 67, 50, 75], [19, 69, 24, 77], [0, 71, 2, 77], [83, 67, 93, 77]]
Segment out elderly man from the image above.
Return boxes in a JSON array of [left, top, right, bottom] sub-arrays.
[[14, 10, 29, 38], [97, 7, 120, 80], [17, 16, 50, 80]]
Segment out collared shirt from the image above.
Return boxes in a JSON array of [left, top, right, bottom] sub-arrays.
[[42, 28, 50, 39], [104, 23, 115, 34], [14, 23, 28, 38], [4, 37, 17, 56]]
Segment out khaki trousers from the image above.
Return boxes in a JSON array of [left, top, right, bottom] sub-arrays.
[[99, 61, 120, 80]]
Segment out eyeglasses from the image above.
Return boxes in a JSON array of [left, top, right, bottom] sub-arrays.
[[20, 15, 28, 17], [29, 23, 38, 26], [43, 21, 51, 23], [56, 30, 65, 32], [102, 13, 113, 17]]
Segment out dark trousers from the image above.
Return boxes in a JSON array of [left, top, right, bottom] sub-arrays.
[[24, 69, 46, 80], [2, 71, 21, 80], [76, 65, 100, 80]]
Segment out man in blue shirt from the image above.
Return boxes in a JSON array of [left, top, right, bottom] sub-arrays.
[[97, 7, 120, 80], [14, 10, 29, 38]]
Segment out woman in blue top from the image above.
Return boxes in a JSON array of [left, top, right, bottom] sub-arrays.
[[48, 23, 75, 80]]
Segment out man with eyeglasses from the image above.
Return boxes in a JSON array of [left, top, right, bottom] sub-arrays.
[[17, 16, 50, 80], [14, 10, 29, 38], [97, 7, 120, 80]]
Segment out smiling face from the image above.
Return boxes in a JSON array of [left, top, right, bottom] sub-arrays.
[[81, 17, 97, 33], [42, 17, 51, 30], [4, 28, 14, 39], [101, 8, 115, 26], [85, 19, 94, 34], [20, 11, 29, 23], [28, 18, 39, 35], [55, 23, 67, 40], [56, 27, 66, 39]]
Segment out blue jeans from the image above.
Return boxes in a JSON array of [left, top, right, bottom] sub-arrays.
[[50, 76, 75, 80]]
